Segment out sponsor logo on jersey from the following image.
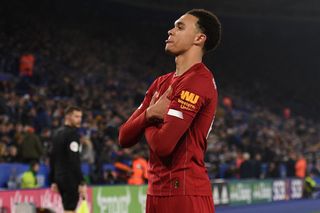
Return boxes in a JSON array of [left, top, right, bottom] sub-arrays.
[[178, 99, 196, 111], [178, 90, 199, 111], [180, 90, 199, 104]]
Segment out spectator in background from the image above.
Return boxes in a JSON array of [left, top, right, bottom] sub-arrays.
[[267, 161, 279, 178], [112, 149, 133, 184], [0, 143, 7, 162], [240, 152, 254, 179], [97, 137, 117, 165], [128, 152, 148, 185], [18, 125, 43, 163], [235, 150, 244, 178], [296, 153, 307, 178], [102, 169, 118, 185], [13, 123, 25, 146], [80, 136, 95, 165], [6, 145, 19, 162], [19, 53, 35, 78], [93, 137, 118, 183], [0, 95, 7, 115], [286, 152, 296, 177], [303, 170, 320, 198], [21, 161, 40, 189], [59, 77, 74, 97], [34, 106, 51, 133], [252, 153, 262, 179]]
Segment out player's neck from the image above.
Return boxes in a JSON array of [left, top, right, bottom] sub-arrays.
[[174, 50, 202, 76]]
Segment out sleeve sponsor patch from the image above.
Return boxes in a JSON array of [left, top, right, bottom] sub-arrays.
[[177, 90, 200, 111], [70, 141, 79, 152], [167, 109, 184, 119], [180, 90, 199, 104]]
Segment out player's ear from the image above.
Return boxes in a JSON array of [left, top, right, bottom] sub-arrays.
[[194, 33, 206, 47]]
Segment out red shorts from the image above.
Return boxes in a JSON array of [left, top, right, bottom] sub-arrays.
[[146, 195, 215, 213]]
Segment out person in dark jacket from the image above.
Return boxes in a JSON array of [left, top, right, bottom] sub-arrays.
[[18, 125, 43, 163], [286, 152, 296, 177], [50, 106, 86, 213], [240, 152, 254, 179]]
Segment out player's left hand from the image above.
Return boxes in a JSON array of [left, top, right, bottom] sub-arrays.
[[146, 86, 172, 121]]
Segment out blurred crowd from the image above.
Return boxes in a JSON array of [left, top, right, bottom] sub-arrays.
[[206, 95, 320, 180], [0, 16, 320, 186]]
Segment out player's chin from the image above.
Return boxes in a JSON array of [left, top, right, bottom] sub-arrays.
[[165, 47, 177, 56]]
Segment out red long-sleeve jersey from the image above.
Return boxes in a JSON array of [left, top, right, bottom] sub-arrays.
[[119, 63, 218, 196]]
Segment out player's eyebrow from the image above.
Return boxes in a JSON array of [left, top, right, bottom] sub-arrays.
[[174, 21, 185, 28]]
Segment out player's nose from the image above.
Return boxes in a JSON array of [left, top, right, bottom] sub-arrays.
[[168, 28, 174, 35]]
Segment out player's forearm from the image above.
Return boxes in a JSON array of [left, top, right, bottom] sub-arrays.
[[145, 118, 187, 157], [118, 111, 149, 148]]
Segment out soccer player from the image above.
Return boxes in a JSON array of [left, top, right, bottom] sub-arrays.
[[119, 9, 221, 213], [50, 106, 86, 213]]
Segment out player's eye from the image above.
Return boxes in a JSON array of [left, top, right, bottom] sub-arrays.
[[175, 25, 183, 30]]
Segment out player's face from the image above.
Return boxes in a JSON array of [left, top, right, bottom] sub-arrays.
[[69, 111, 82, 128], [165, 14, 200, 55]]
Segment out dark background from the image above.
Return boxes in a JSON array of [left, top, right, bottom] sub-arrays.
[[1, 0, 320, 120]]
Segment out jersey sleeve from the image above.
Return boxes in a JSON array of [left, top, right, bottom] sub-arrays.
[[49, 152, 55, 183], [67, 131, 84, 184], [145, 79, 206, 157], [118, 79, 158, 148], [49, 131, 57, 184]]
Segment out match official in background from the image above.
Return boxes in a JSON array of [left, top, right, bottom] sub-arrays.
[[50, 106, 86, 213]]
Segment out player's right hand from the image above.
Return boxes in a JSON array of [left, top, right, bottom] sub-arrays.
[[150, 91, 159, 106], [146, 86, 172, 121], [51, 183, 59, 193]]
